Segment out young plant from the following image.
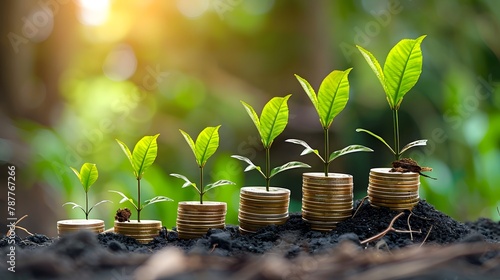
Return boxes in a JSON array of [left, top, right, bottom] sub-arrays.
[[63, 163, 112, 220], [356, 35, 427, 161], [231, 95, 311, 191], [170, 125, 235, 204], [286, 69, 373, 176], [110, 134, 172, 222]]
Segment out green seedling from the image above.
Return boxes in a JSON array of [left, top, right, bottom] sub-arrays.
[[170, 125, 235, 204], [63, 163, 112, 220], [356, 35, 428, 160], [110, 134, 172, 222], [287, 69, 373, 176], [232, 95, 311, 191]]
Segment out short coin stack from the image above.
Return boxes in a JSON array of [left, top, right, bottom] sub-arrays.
[[176, 201, 227, 239], [368, 168, 420, 210], [57, 219, 104, 237], [302, 173, 353, 231], [114, 220, 162, 244], [238, 187, 290, 234]]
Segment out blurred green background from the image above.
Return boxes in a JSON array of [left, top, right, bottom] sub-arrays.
[[1, 0, 499, 237]]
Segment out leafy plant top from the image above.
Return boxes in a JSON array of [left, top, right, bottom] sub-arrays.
[[232, 95, 310, 191], [356, 35, 426, 110], [111, 134, 172, 222], [171, 126, 235, 204], [356, 35, 428, 160], [288, 70, 372, 176], [63, 163, 111, 220], [116, 134, 159, 180]]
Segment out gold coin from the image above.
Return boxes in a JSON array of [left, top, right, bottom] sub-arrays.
[[177, 201, 227, 211], [369, 184, 419, 192], [240, 187, 290, 196], [239, 204, 289, 214], [302, 193, 352, 202]]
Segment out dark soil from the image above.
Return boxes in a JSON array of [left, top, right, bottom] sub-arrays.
[[1, 200, 499, 280]]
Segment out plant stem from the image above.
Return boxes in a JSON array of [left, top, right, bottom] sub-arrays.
[[324, 127, 329, 177], [85, 192, 89, 220], [137, 178, 141, 222], [392, 109, 401, 160], [265, 147, 270, 191], [200, 166, 204, 204]]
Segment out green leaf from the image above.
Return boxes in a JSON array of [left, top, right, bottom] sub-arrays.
[[384, 35, 426, 109], [62, 202, 85, 211], [328, 145, 374, 163], [116, 139, 134, 172], [285, 139, 323, 161], [204, 179, 236, 194], [317, 69, 352, 128], [241, 100, 261, 137], [399, 139, 427, 155], [179, 129, 196, 160], [170, 173, 200, 193], [132, 134, 160, 179], [231, 155, 265, 178], [356, 128, 396, 155], [269, 161, 311, 178], [143, 196, 173, 209], [259, 94, 291, 148], [295, 74, 319, 113], [356, 45, 387, 98], [109, 190, 138, 210], [87, 200, 113, 215], [76, 163, 98, 193], [194, 126, 221, 167]]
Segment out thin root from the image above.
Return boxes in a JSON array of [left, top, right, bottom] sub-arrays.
[[6, 215, 33, 236], [360, 212, 421, 245], [419, 225, 433, 247], [352, 196, 368, 218], [209, 243, 218, 254], [407, 213, 414, 241]]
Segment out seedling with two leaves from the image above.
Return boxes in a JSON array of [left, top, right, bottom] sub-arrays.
[[110, 134, 172, 222], [356, 35, 428, 161], [63, 163, 112, 220], [287, 69, 373, 176], [170, 125, 235, 204], [231, 95, 311, 191]]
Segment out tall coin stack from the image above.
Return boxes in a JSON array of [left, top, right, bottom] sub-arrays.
[[368, 168, 420, 210], [176, 202, 227, 239], [238, 187, 290, 234], [302, 173, 353, 231], [57, 219, 104, 237]]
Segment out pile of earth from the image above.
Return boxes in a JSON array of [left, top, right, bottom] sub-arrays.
[[1, 199, 499, 280]]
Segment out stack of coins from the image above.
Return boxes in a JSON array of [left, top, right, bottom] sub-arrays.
[[302, 173, 353, 231], [176, 201, 227, 239], [368, 168, 420, 210], [57, 219, 105, 237], [114, 220, 162, 244], [238, 187, 290, 234]]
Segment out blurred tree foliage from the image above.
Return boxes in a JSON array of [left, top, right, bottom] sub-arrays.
[[0, 0, 499, 236]]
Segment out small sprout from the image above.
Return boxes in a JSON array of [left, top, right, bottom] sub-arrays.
[[232, 95, 310, 191], [287, 69, 373, 176], [356, 35, 429, 161], [63, 163, 112, 220], [171, 126, 235, 204], [110, 134, 173, 222]]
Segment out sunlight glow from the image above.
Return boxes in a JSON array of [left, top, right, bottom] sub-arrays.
[[78, 0, 110, 26], [177, 0, 209, 18]]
